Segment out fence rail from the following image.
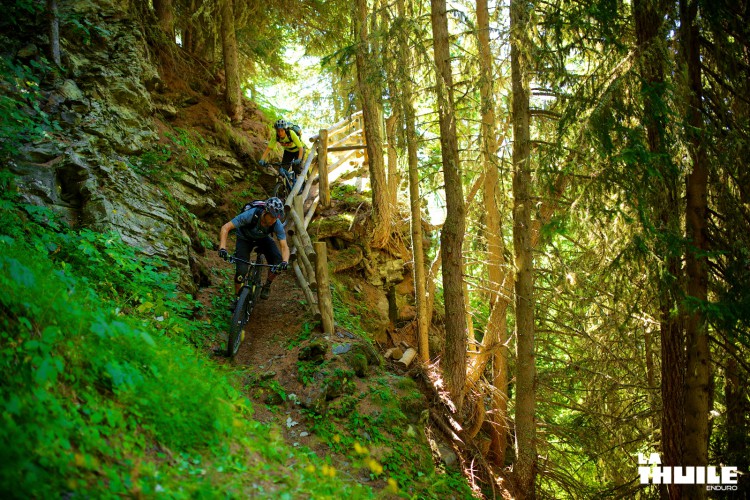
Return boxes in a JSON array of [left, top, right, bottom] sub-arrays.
[[281, 112, 366, 333]]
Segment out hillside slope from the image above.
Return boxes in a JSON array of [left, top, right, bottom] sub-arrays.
[[1, 1, 492, 498]]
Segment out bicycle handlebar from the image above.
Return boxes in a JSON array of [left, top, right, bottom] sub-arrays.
[[228, 255, 276, 267]]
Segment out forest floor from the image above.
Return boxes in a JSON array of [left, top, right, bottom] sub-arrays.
[[194, 259, 409, 495]]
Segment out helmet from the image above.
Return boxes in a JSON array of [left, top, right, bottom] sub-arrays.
[[274, 119, 288, 130], [265, 197, 284, 219]]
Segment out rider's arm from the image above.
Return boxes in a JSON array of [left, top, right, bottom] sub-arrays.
[[273, 221, 290, 262], [261, 129, 277, 161], [219, 221, 236, 250], [278, 238, 291, 262], [259, 145, 272, 162], [290, 130, 304, 159]]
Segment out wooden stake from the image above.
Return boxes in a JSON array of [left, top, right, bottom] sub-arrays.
[[313, 242, 334, 335]]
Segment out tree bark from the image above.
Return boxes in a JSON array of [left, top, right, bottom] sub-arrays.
[[386, 113, 400, 210], [475, 0, 509, 466], [431, 0, 468, 413], [354, 0, 391, 249], [725, 352, 748, 487], [47, 0, 61, 66], [220, 0, 243, 123], [396, 0, 430, 363], [681, 1, 710, 498], [511, 0, 536, 495], [153, 0, 174, 39], [634, 1, 684, 499]]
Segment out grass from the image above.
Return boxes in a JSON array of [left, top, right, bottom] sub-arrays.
[[0, 177, 375, 498]]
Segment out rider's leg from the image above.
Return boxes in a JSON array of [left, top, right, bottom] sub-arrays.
[[234, 238, 255, 295], [282, 150, 297, 172], [258, 236, 283, 299]]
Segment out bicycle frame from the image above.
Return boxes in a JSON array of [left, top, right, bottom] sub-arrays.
[[268, 162, 298, 202], [225, 253, 274, 357]]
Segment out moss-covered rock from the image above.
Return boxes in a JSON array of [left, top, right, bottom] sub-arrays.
[[346, 352, 368, 377]]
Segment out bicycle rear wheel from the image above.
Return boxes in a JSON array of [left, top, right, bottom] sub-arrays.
[[227, 286, 252, 357], [250, 254, 268, 303]]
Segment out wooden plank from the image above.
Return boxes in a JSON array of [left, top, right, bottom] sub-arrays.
[[293, 261, 321, 321], [326, 110, 363, 138], [292, 232, 317, 291], [314, 242, 334, 335], [328, 145, 367, 152], [318, 128, 330, 208], [304, 198, 319, 229]]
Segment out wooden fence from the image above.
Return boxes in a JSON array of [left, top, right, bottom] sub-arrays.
[[281, 111, 366, 335]]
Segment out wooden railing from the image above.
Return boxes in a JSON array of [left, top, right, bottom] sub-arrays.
[[282, 111, 366, 336]]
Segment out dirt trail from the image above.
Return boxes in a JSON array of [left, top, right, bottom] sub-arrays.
[[199, 259, 322, 436], [231, 270, 309, 367]]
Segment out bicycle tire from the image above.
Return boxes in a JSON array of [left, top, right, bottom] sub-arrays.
[[250, 253, 268, 303], [273, 182, 289, 202], [227, 286, 252, 358]]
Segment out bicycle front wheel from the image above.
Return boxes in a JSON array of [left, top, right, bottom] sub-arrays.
[[273, 181, 289, 202], [227, 286, 252, 358], [250, 254, 268, 303]]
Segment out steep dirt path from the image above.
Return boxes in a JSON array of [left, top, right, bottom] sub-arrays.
[[231, 270, 309, 367], [199, 259, 342, 465]]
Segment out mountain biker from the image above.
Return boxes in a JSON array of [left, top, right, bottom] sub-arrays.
[[258, 119, 306, 176], [218, 197, 290, 305]]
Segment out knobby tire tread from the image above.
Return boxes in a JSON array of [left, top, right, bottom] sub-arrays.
[[227, 286, 252, 358], [252, 254, 267, 303], [273, 182, 289, 202]]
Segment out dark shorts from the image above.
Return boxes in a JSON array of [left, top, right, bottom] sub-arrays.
[[282, 149, 306, 176], [234, 236, 282, 283]]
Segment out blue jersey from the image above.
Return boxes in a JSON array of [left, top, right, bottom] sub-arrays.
[[231, 208, 286, 242]]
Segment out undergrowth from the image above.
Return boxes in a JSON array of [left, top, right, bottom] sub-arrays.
[[0, 172, 373, 498]]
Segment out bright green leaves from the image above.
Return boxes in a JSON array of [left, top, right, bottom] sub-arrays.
[[3, 256, 36, 289]]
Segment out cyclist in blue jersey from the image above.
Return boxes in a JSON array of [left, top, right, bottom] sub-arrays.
[[218, 197, 290, 304]]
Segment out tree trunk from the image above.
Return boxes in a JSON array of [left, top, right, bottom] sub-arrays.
[[386, 113, 400, 211], [153, 0, 174, 39], [47, 0, 61, 66], [220, 0, 243, 123], [511, 0, 536, 495], [474, 0, 509, 466], [681, 1, 710, 497], [725, 352, 748, 487], [396, 0, 430, 363], [634, 1, 684, 499], [354, 0, 391, 249], [431, 0, 467, 413]]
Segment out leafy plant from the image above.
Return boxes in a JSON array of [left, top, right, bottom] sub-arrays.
[[0, 57, 61, 161], [0, 178, 377, 498], [166, 127, 208, 171]]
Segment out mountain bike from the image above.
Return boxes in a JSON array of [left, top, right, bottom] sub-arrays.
[[225, 253, 274, 358], [268, 161, 298, 202]]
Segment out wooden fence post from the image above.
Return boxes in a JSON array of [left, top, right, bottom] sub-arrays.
[[314, 241, 334, 335], [318, 129, 330, 208]]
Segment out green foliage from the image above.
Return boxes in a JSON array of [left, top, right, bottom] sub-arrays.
[[286, 321, 313, 350], [0, 56, 61, 161], [0, 177, 374, 498], [132, 145, 171, 177], [303, 370, 473, 499], [66, 16, 111, 45], [131, 127, 207, 181], [330, 280, 371, 341], [166, 128, 208, 171]]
